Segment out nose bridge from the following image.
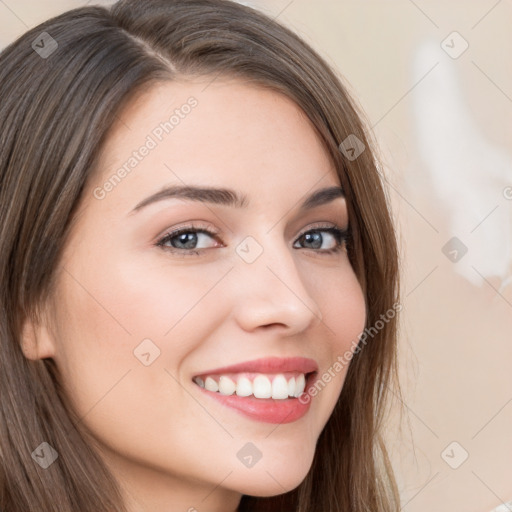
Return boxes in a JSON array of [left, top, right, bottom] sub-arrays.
[[231, 231, 323, 332]]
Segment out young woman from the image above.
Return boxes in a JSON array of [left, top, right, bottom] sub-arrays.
[[0, 1, 402, 510]]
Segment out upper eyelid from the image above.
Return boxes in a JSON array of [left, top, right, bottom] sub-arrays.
[[296, 223, 347, 236], [159, 221, 346, 237]]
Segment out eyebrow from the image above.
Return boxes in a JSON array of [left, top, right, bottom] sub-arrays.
[[129, 184, 345, 215]]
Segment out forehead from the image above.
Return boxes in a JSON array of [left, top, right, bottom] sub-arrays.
[[86, 77, 340, 214]]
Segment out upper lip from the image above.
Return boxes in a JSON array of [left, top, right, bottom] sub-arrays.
[[193, 356, 318, 377]]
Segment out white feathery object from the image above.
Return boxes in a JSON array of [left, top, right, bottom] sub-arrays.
[[490, 502, 512, 512], [411, 39, 512, 290]]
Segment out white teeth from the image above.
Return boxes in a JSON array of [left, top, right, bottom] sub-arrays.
[[204, 376, 218, 392], [253, 375, 272, 398], [235, 376, 253, 397], [287, 376, 296, 397], [294, 373, 306, 397], [195, 372, 309, 399], [218, 376, 236, 395], [271, 374, 289, 399]]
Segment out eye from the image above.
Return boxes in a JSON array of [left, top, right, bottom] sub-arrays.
[[156, 222, 221, 256], [293, 224, 349, 255]]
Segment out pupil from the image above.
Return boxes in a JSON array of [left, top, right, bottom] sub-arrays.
[[305, 232, 322, 249], [176, 232, 197, 249]]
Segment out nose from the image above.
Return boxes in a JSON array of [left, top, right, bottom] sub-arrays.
[[229, 236, 324, 336]]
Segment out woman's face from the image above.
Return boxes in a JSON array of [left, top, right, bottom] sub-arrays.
[[31, 78, 366, 510]]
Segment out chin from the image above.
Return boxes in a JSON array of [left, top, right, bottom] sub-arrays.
[[228, 451, 314, 497]]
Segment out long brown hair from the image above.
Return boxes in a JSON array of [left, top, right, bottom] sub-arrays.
[[0, 1, 402, 510]]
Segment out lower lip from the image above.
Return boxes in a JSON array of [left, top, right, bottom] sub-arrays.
[[193, 373, 318, 424]]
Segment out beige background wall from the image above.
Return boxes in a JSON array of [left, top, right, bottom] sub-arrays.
[[1, 1, 510, 511]]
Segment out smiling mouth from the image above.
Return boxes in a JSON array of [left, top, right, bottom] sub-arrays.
[[192, 371, 317, 400]]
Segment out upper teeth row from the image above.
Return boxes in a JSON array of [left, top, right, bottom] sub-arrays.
[[193, 373, 306, 399]]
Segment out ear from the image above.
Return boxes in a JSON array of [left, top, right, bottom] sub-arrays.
[[20, 311, 57, 361]]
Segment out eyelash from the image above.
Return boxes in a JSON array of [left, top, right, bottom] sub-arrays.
[[155, 222, 350, 257]]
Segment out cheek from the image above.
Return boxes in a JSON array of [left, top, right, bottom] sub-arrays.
[[99, 252, 231, 340], [51, 249, 227, 413], [51, 256, 225, 466], [316, 262, 366, 356], [306, 263, 366, 422]]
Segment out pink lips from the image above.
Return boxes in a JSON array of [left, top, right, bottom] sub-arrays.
[[192, 356, 319, 424], [193, 356, 318, 377]]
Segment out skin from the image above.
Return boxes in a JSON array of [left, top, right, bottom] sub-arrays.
[[22, 77, 366, 512]]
